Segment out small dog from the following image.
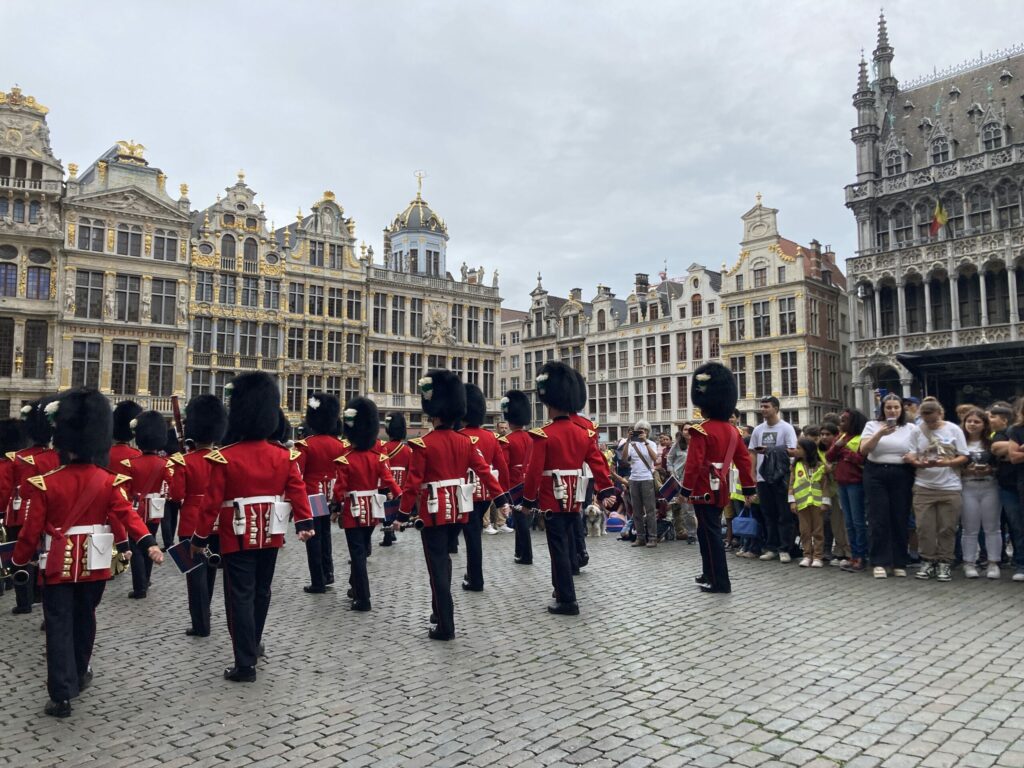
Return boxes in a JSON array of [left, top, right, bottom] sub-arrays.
[[585, 503, 607, 537]]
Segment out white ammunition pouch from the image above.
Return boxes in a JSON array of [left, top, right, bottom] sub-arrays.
[[544, 469, 585, 503], [427, 478, 475, 515], [349, 490, 387, 520], [42, 525, 113, 571], [224, 496, 290, 536], [145, 493, 166, 523]]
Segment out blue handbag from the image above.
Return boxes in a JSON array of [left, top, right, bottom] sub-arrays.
[[731, 506, 760, 538]]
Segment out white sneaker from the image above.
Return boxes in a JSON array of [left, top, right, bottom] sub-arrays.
[[1013, 570, 1024, 582], [987, 563, 1001, 580], [892, 568, 907, 577], [835, 559, 850, 568], [779, 552, 792, 564], [873, 567, 887, 579], [811, 559, 824, 568], [759, 551, 778, 561], [483, 525, 499, 535], [499, 525, 514, 534], [964, 564, 979, 579], [799, 557, 811, 568]]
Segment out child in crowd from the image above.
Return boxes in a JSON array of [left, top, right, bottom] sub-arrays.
[[790, 437, 828, 568]]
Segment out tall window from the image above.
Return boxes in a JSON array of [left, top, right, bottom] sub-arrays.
[[426, 249, 441, 276], [982, 122, 1003, 151], [221, 235, 236, 271], [219, 274, 236, 305], [995, 182, 1021, 228], [968, 187, 992, 231], [241, 277, 259, 307], [660, 334, 670, 363], [345, 333, 361, 364], [409, 353, 423, 394], [410, 298, 423, 337], [691, 295, 702, 317], [344, 377, 361, 403], [373, 293, 387, 333], [115, 275, 141, 322], [77, 218, 105, 252], [154, 230, 178, 261], [691, 331, 703, 362], [391, 295, 406, 336], [931, 136, 950, 164], [451, 304, 464, 341], [809, 351, 821, 398], [261, 324, 279, 358], [754, 353, 772, 398], [72, 340, 101, 388], [826, 304, 837, 341], [875, 208, 890, 250], [735, 274, 744, 291], [325, 375, 342, 398], [892, 205, 913, 245], [326, 331, 342, 363], [286, 374, 303, 412], [777, 266, 787, 284], [753, 268, 767, 288], [190, 369, 211, 398], [327, 287, 343, 318], [752, 300, 771, 338], [346, 290, 362, 321], [708, 327, 720, 358], [730, 356, 747, 398], [645, 336, 656, 365], [216, 320, 236, 355], [409, 248, 419, 273], [451, 356, 465, 379], [214, 372, 235, 400], [676, 376, 688, 409], [263, 279, 280, 310], [371, 350, 387, 392], [116, 224, 143, 257], [149, 345, 175, 397], [75, 270, 104, 319], [0, 262, 15, 297], [483, 359, 495, 398], [193, 317, 213, 354], [675, 333, 686, 363], [26, 267, 49, 300], [307, 329, 324, 361], [308, 285, 324, 316], [151, 278, 176, 324], [391, 351, 405, 393], [467, 306, 480, 343], [483, 308, 495, 345], [885, 150, 903, 176], [0, 318, 11, 376], [780, 350, 798, 397], [23, 320, 47, 378], [287, 328, 304, 359], [728, 305, 745, 341], [288, 283, 305, 314], [778, 297, 796, 335], [328, 243, 343, 270], [597, 309, 606, 331], [309, 240, 324, 267], [943, 193, 965, 237], [196, 271, 214, 302]]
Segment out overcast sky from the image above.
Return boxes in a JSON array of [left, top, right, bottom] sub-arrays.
[[2, 1, 1018, 310]]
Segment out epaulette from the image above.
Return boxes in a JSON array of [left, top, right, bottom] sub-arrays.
[[113, 473, 132, 487], [687, 421, 708, 436], [28, 474, 47, 491], [295, 438, 308, 447], [289, 447, 302, 461], [379, 452, 389, 462], [593, 420, 600, 429], [529, 428, 548, 439], [587, 429, 596, 438], [334, 454, 349, 464], [204, 449, 228, 464], [17, 453, 35, 466], [409, 437, 427, 449], [4, 451, 15, 461], [379, 439, 386, 447], [120, 458, 132, 468], [497, 435, 509, 444], [169, 452, 186, 466], [469, 435, 480, 445], [340, 438, 351, 448]]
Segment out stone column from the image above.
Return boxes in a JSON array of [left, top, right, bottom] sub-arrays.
[[1009, 266, 1019, 341], [901, 378, 913, 397], [896, 280, 907, 350], [923, 279, 933, 333], [874, 288, 882, 336], [950, 275, 960, 344], [978, 269, 989, 328]]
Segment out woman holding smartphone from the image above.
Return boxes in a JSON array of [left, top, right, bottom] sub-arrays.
[[859, 394, 918, 579]]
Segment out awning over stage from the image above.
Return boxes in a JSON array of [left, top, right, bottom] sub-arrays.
[[897, 341, 1024, 405]]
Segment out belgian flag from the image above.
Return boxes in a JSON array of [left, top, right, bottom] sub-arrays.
[[929, 199, 949, 236]]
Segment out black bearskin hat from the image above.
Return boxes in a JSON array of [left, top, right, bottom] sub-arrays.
[[419, 369, 466, 424], [226, 372, 281, 441], [343, 397, 381, 451], [464, 384, 487, 429], [273, 409, 291, 444], [133, 410, 168, 452], [535, 361, 577, 413], [304, 392, 340, 436], [184, 394, 227, 446], [21, 397, 56, 446], [52, 389, 112, 466], [0, 418, 27, 455], [112, 400, 142, 442], [691, 362, 738, 421], [385, 412, 407, 441], [501, 390, 531, 428], [572, 370, 588, 413]]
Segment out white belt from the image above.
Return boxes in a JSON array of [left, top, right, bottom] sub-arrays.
[[428, 479, 464, 490], [350, 490, 378, 499], [222, 495, 281, 507], [64, 525, 112, 536], [543, 470, 581, 478]]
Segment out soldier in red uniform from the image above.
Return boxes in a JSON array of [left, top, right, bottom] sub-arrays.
[[501, 390, 535, 564], [120, 410, 174, 600], [680, 362, 757, 594], [522, 362, 617, 615], [569, 370, 597, 570], [7, 398, 60, 614], [332, 398, 401, 611], [459, 384, 510, 592], [380, 413, 411, 547], [0, 419, 27, 521], [167, 394, 227, 637], [107, 400, 142, 468], [397, 370, 511, 640], [190, 372, 315, 682], [11, 388, 162, 717], [295, 392, 343, 594]]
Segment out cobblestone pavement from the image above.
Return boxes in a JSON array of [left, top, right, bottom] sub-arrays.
[[3, 530, 1024, 768]]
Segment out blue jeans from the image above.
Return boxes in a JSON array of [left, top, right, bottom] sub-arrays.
[[1000, 486, 1024, 570], [839, 482, 867, 559]]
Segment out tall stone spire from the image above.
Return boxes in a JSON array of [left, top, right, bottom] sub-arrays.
[[872, 9, 897, 96], [853, 53, 880, 182]]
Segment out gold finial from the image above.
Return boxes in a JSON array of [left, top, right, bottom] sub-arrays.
[[346, 218, 355, 235], [237, 169, 245, 182], [296, 207, 303, 223], [179, 182, 189, 197], [414, 170, 426, 199], [67, 163, 78, 180], [202, 210, 210, 228], [284, 228, 290, 247], [0, 86, 49, 114], [323, 190, 335, 201], [360, 241, 367, 257], [756, 192, 762, 206], [116, 140, 146, 162], [157, 172, 166, 191], [97, 160, 107, 181]]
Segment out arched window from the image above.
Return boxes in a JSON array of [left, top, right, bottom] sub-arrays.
[[221, 235, 236, 270], [243, 238, 258, 273], [982, 122, 1003, 151], [915, 199, 934, 240], [892, 204, 913, 245], [28, 201, 40, 223], [958, 271, 981, 327], [885, 150, 903, 176], [13, 159, 26, 180], [875, 208, 890, 250], [597, 309, 606, 331], [116, 223, 142, 256], [153, 229, 179, 261], [78, 218, 105, 252], [995, 181, 1021, 228], [691, 294, 702, 318], [12, 199, 24, 223], [967, 187, 992, 231], [931, 137, 950, 164], [943, 193, 965, 237]]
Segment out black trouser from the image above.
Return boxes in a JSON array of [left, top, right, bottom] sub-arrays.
[[8, 525, 35, 610], [345, 526, 374, 605], [462, 501, 488, 588], [695, 504, 730, 592], [42, 580, 106, 702], [420, 525, 456, 636], [304, 515, 334, 589], [864, 461, 914, 568], [576, 479, 594, 566], [222, 548, 278, 668], [182, 535, 217, 635], [160, 501, 180, 550], [544, 512, 577, 604], [757, 479, 795, 554], [129, 522, 160, 594], [514, 509, 534, 562]]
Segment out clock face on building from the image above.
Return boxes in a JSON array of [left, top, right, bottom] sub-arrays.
[[750, 222, 767, 237]]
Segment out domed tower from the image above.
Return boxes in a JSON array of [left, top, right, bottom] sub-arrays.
[[381, 173, 449, 277]]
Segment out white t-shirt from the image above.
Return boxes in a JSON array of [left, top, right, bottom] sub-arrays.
[[862, 421, 918, 464], [749, 420, 798, 482], [910, 421, 968, 491], [618, 439, 658, 482]]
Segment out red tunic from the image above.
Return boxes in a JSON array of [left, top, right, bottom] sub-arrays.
[[195, 440, 314, 554], [501, 429, 533, 487], [399, 428, 508, 526], [295, 434, 347, 496], [332, 450, 401, 528], [381, 440, 412, 488], [6, 446, 60, 528], [459, 426, 510, 501], [681, 420, 756, 507], [522, 417, 613, 514], [12, 464, 154, 583], [120, 453, 174, 524], [167, 449, 215, 538], [108, 443, 142, 469], [0, 454, 15, 517]]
